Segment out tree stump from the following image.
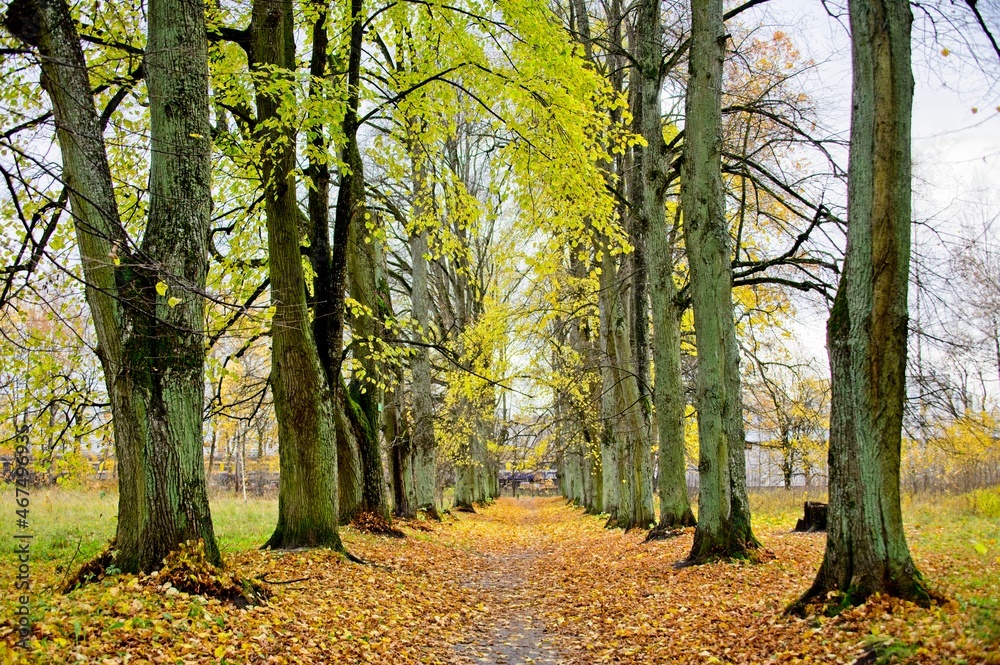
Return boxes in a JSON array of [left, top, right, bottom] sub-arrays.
[[794, 501, 828, 532]]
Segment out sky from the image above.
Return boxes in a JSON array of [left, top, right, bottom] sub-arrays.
[[742, 0, 1000, 366]]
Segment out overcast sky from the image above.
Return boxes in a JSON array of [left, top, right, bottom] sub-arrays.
[[741, 0, 1000, 365]]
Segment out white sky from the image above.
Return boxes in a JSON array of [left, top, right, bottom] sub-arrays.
[[744, 0, 1000, 365]]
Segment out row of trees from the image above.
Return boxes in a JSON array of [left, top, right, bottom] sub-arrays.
[[1, 0, 623, 570], [1, 0, 996, 610], [546, 0, 993, 607]]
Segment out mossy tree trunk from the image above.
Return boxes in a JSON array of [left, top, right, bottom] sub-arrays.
[[568, 252, 603, 515], [597, 252, 621, 522], [298, 3, 367, 527], [636, 0, 695, 531], [565, 0, 615, 521], [333, 389, 364, 523], [795, 0, 928, 610], [308, 0, 393, 527], [385, 372, 417, 518], [408, 151, 439, 517], [344, 174, 391, 523], [250, 0, 341, 550], [724, 318, 759, 548], [5, 0, 221, 573], [599, 246, 656, 531], [683, 0, 755, 562]]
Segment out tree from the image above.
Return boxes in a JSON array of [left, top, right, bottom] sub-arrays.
[[4, 0, 220, 571], [407, 146, 440, 517], [683, 0, 759, 562], [636, 0, 696, 533], [248, 0, 342, 549], [794, 0, 929, 609], [332, 0, 394, 526], [745, 359, 829, 490]]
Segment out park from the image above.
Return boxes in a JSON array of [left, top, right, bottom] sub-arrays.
[[1, 0, 999, 662]]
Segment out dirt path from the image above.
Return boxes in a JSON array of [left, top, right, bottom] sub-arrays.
[[450, 499, 565, 665]]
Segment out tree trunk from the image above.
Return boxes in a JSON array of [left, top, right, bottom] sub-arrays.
[[334, 387, 363, 523], [724, 318, 760, 548], [683, 0, 753, 562], [6, 0, 221, 572], [340, 32, 391, 519], [600, 246, 655, 530], [251, 0, 341, 550], [794, 0, 927, 610], [598, 251, 621, 523], [454, 428, 477, 512], [636, 0, 695, 531], [386, 375, 417, 518], [346, 206, 392, 522], [307, 2, 337, 387], [408, 153, 439, 517], [384, 273, 417, 519]]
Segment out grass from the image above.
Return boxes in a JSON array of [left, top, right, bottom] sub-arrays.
[[0, 484, 277, 583], [747, 486, 1000, 656], [862, 635, 919, 664], [4, 484, 997, 567]]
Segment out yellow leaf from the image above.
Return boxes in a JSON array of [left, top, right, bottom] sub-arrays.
[[167, 296, 182, 308], [215, 644, 226, 658], [156, 281, 169, 296]]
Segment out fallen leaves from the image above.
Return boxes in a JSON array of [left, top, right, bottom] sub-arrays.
[[0, 497, 997, 664]]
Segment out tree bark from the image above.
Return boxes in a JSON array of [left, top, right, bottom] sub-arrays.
[[299, 2, 360, 527], [334, 387, 363, 523], [408, 150, 439, 517], [600, 245, 656, 530], [598, 251, 621, 522], [724, 317, 760, 548], [5, 0, 221, 572], [567, 252, 602, 514], [250, 0, 341, 550], [636, 0, 696, 531], [385, 367, 417, 518], [683, 0, 754, 562], [346, 201, 392, 522], [794, 0, 928, 610]]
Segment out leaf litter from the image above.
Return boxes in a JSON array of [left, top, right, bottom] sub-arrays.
[[1, 497, 997, 664]]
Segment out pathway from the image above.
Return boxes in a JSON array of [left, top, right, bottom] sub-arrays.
[[449, 498, 565, 664]]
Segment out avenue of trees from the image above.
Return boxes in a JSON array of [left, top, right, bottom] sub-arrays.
[[1, 0, 998, 612]]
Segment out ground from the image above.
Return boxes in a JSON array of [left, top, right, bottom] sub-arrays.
[[0, 490, 998, 664]]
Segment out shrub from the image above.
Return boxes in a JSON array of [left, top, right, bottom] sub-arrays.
[[966, 487, 1000, 518]]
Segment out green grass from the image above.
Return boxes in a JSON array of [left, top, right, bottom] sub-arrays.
[[0, 485, 277, 579], [207, 491, 279, 551], [964, 486, 1000, 519], [0, 486, 116, 569], [862, 636, 919, 664], [747, 487, 829, 528]]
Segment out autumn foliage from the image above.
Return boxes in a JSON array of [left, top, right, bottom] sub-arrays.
[[2, 497, 997, 664]]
